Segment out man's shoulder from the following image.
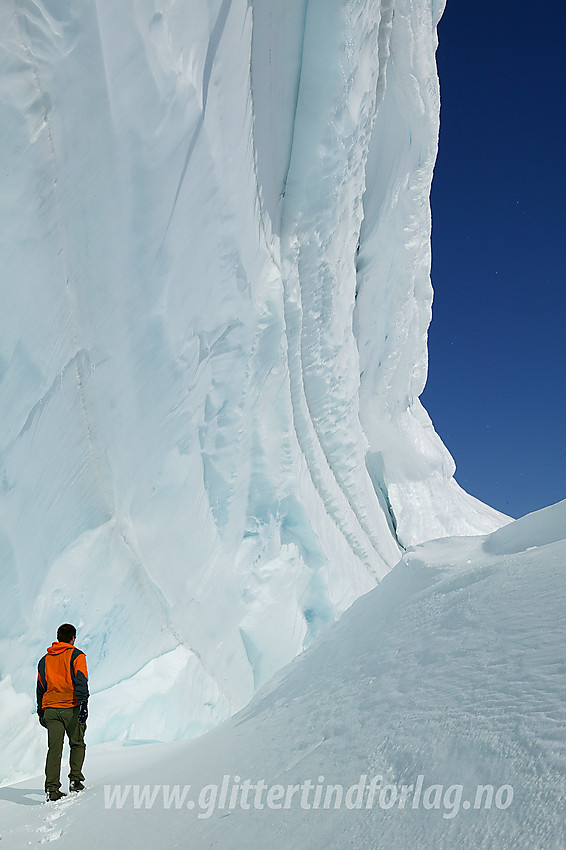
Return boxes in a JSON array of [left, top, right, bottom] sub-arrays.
[[71, 647, 88, 666]]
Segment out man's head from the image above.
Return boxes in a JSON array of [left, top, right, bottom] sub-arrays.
[[57, 623, 77, 644]]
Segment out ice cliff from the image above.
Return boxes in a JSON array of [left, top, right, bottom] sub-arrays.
[[0, 0, 506, 779]]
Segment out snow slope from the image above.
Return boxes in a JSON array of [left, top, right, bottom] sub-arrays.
[[0, 0, 507, 780], [1, 500, 564, 849]]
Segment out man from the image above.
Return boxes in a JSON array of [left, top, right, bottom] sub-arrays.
[[37, 623, 89, 801]]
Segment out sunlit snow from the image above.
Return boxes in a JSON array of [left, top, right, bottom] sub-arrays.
[[1, 500, 564, 848]]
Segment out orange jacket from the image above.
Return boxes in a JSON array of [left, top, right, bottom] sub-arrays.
[[37, 642, 89, 711]]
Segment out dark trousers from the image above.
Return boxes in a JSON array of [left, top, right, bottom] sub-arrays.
[[43, 706, 86, 792]]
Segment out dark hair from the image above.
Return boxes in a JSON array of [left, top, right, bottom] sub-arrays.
[[57, 623, 77, 643]]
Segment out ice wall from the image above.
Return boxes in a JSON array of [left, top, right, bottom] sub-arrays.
[[0, 0, 506, 781]]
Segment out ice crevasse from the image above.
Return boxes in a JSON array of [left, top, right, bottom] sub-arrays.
[[0, 0, 506, 780]]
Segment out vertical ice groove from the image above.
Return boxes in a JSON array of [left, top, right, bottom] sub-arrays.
[[163, 0, 233, 239], [279, 0, 401, 576], [13, 0, 111, 518], [8, 3, 190, 676], [281, 274, 388, 576], [248, 1, 379, 573], [375, 0, 395, 104], [249, 0, 309, 232], [250, 1, 393, 577], [279, 2, 309, 206], [93, 0, 118, 134]]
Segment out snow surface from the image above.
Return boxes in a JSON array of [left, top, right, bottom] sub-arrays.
[[1, 500, 564, 849], [1, 0, 508, 782]]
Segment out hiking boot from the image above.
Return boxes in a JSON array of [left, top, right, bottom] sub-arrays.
[[46, 789, 67, 802], [69, 780, 85, 792]]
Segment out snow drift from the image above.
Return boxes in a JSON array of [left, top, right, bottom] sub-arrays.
[[0, 0, 506, 780], [1, 500, 564, 849]]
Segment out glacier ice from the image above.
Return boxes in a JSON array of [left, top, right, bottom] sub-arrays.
[[0, 0, 507, 782]]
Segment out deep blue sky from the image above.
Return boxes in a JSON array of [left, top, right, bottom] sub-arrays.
[[422, 0, 566, 519]]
